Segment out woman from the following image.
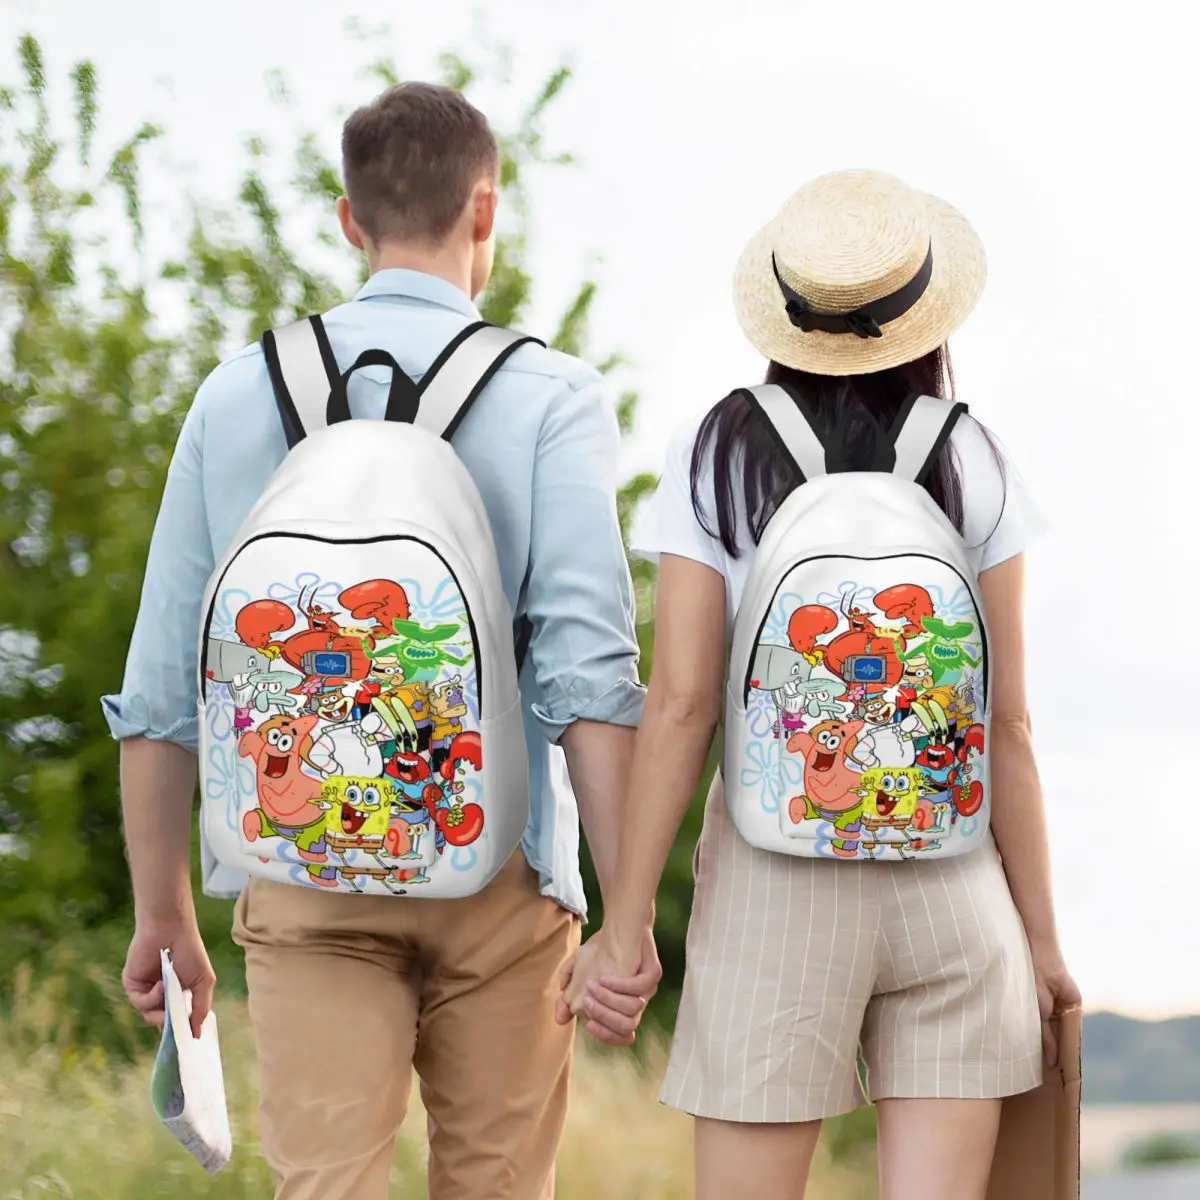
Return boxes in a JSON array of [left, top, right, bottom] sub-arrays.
[[562, 170, 1080, 1199]]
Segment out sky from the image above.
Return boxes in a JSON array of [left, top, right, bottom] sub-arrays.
[[2, 0, 1197, 1017]]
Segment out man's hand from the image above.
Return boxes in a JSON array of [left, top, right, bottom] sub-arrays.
[[555, 926, 661, 1047], [123, 919, 215, 1040]]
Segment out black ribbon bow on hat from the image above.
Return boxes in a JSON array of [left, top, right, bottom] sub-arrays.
[[770, 246, 934, 340]]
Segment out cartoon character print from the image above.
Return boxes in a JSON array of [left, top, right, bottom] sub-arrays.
[[783, 719, 866, 858], [854, 766, 941, 858], [205, 639, 273, 736], [898, 616, 981, 686], [316, 774, 427, 893], [238, 713, 336, 885], [788, 584, 934, 700], [753, 577, 987, 859], [429, 676, 469, 773], [211, 575, 485, 891], [234, 579, 411, 689], [384, 730, 484, 855], [748, 643, 851, 736]]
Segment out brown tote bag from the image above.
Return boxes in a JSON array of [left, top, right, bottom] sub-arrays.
[[987, 1007, 1083, 1200]]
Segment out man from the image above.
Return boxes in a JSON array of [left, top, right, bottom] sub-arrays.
[[104, 82, 659, 1200]]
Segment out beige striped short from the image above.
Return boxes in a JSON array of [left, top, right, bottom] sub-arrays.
[[661, 775, 1043, 1123]]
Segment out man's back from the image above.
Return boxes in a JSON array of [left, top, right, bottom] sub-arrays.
[[109, 81, 652, 1200], [191, 271, 581, 597], [104, 267, 643, 914]]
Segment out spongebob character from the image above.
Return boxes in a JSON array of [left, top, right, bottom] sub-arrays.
[[318, 775, 413, 893], [855, 767, 939, 858]]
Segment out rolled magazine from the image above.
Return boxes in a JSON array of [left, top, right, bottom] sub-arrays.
[[149, 948, 232, 1174]]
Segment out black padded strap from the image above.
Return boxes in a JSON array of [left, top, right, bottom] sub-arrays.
[[739, 383, 830, 483], [891, 396, 969, 484], [324, 348, 422, 427], [262, 316, 341, 449]]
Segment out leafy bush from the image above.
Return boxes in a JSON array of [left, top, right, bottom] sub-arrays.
[[1122, 1130, 1200, 1169]]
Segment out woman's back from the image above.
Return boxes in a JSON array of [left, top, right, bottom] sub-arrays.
[[634, 405, 1046, 621], [562, 167, 1079, 1200]]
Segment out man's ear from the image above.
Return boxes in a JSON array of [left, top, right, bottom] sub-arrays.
[[337, 196, 366, 251], [472, 179, 498, 245]]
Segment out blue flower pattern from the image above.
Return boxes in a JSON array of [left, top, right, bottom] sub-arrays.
[[206, 686, 234, 742], [204, 740, 253, 834], [267, 572, 343, 613], [747, 690, 780, 740]]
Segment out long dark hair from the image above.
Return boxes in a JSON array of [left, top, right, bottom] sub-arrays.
[[691, 345, 989, 557]]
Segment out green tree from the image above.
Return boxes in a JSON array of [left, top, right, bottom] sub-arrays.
[[0, 31, 711, 1049]]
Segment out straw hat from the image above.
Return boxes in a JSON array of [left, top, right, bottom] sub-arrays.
[[733, 169, 986, 376]]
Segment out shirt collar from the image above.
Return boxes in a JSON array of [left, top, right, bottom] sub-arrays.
[[353, 268, 481, 319]]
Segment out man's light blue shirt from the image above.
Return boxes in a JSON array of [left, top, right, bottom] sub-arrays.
[[101, 269, 645, 917]]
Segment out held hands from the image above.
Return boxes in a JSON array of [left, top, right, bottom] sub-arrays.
[[555, 926, 662, 1047], [123, 918, 215, 1041]]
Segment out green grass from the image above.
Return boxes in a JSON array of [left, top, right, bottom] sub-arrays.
[[0, 964, 878, 1198]]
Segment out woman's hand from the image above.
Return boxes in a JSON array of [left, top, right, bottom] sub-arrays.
[[555, 926, 661, 1047], [1030, 942, 1081, 1066]]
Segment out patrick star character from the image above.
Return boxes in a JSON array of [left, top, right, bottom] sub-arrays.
[[784, 718, 866, 858], [238, 713, 337, 887]]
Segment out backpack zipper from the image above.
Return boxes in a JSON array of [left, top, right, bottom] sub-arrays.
[[199, 531, 482, 709], [740, 552, 988, 706]]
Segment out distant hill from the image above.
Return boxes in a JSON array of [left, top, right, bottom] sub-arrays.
[[1085, 1013, 1200, 1104]]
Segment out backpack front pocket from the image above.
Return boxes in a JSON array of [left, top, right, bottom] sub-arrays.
[[730, 552, 989, 861], [199, 530, 490, 896]]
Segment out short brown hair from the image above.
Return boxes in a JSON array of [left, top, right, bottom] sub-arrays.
[[341, 82, 499, 245]]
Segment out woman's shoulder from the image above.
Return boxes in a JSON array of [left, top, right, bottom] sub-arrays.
[[948, 412, 1049, 570], [629, 411, 725, 570]]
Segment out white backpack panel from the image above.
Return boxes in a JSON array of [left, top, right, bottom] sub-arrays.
[[725, 385, 991, 863], [197, 318, 538, 899]]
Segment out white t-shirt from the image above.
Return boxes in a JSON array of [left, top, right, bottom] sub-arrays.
[[631, 410, 1048, 621]]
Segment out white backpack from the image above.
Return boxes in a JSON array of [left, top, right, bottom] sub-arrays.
[[725, 384, 990, 862], [197, 316, 539, 899]]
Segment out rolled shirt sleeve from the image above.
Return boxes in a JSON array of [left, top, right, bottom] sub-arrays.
[[100, 393, 216, 751], [524, 374, 646, 740]]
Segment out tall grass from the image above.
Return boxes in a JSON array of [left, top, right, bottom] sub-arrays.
[[0, 965, 877, 1198]]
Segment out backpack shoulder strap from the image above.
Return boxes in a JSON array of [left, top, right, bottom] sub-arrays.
[[413, 322, 545, 440], [889, 395, 969, 485], [739, 383, 829, 483], [261, 316, 341, 450]]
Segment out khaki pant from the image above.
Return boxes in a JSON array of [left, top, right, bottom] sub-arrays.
[[232, 852, 581, 1200]]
